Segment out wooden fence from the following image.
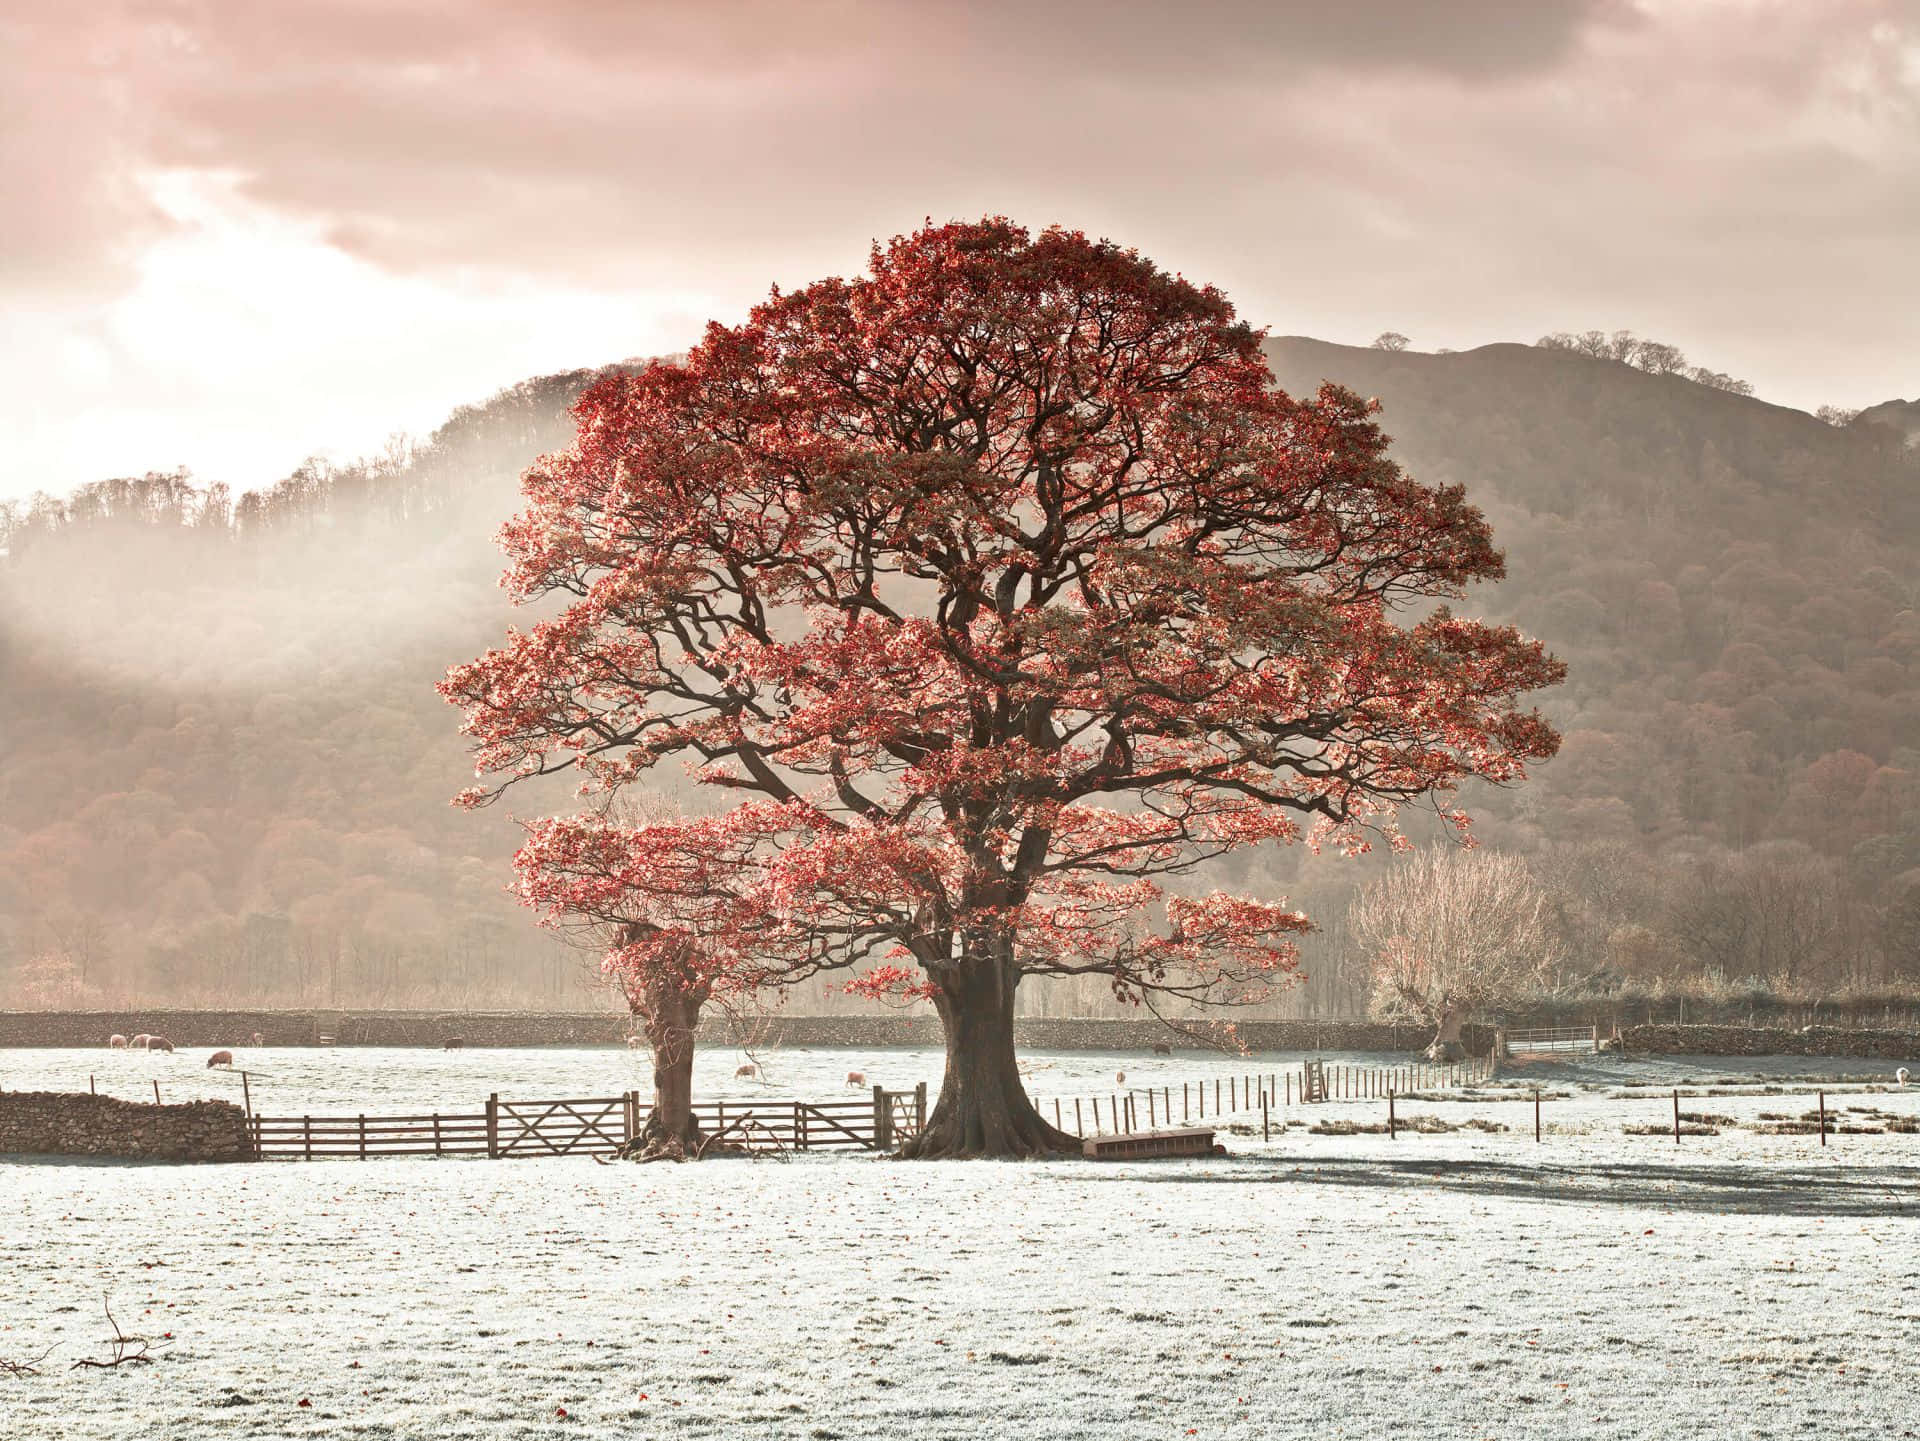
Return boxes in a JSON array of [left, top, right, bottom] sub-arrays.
[[1039, 1053, 1497, 1137], [250, 1083, 928, 1160]]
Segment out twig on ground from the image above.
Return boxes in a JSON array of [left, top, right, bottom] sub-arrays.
[[69, 1298, 165, 1370], [1, 1343, 56, 1378]]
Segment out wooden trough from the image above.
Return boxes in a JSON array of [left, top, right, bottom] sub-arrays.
[[1082, 1127, 1219, 1160]]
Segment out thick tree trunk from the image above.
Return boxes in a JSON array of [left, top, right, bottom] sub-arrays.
[[632, 984, 705, 1156], [1426, 1006, 1466, 1063], [898, 951, 1078, 1160]]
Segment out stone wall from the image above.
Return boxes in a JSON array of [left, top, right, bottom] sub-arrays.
[[0, 1091, 254, 1162], [3, 1010, 1913, 1060], [0, 1009, 1483, 1054], [1618, 1023, 1918, 1060]]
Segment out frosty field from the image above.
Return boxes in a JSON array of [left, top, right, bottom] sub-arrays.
[[4, 1047, 1919, 1440]]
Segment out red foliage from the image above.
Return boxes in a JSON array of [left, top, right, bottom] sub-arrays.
[[444, 217, 1561, 1022]]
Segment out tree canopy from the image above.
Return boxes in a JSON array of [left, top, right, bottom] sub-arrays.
[[443, 219, 1563, 1155]]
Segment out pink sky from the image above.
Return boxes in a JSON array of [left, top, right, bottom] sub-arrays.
[[3, 0, 1916, 501]]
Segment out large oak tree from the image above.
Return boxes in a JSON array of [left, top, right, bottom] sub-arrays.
[[443, 219, 1562, 1158]]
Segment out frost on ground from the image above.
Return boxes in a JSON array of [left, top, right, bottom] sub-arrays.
[[4, 1101, 1920, 1438]]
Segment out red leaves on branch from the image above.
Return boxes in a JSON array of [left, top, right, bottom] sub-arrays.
[[443, 217, 1562, 1012]]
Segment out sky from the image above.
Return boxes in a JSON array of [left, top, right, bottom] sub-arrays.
[[3, 0, 1917, 504]]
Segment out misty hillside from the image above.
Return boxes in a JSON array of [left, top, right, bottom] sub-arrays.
[[3, 340, 1916, 1013]]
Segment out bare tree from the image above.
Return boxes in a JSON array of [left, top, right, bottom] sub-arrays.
[[1349, 848, 1561, 1059], [1370, 331, 1410, 351]]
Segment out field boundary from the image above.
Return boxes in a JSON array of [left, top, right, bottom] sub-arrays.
[[249, 1083, 931, 1160]]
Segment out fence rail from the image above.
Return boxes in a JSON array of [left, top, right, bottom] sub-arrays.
[[1505, 1025, 1600, 1057], [1035, 1053, 1499, 1137], [249, 1084, 929, 1161]]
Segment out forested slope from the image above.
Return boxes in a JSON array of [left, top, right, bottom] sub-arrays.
[[2, 340, 1914, 1012]]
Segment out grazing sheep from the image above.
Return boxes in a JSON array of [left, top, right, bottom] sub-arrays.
[[207, 1050, 234, 1069], [108, 1034, 129, 1050], [846, 1071, 866, 1087], [442, 1037, 465, 1050], [148, 1036, 174, 1054], [735, 1064, 757, 1078], [1151, 1043, 1172, 1056], [130, 1034, 152, 1050], [1115, 1071, 1126, 1086], [1898, 1068, 1910, 1088]]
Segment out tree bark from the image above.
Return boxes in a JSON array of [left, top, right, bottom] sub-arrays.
[[1426, 1006, 1466, 1063], [633, 983, 705, 1155], [898, 948, 1078, 1160]]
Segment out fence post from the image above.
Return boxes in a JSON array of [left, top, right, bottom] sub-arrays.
[[795, 1101, 806, 1151], [153, 1080, 162, 1105], [303, 1115, 312, 1161], [358, 1113, 367, 1161], [1672, 1089, 1680, 1145], [1054, 1097, 1063, 1135], [434, 1113, 443, 1157], [1819, 1090, 1827, 1147], [1075, 1097, 1083, 1136], [915, 1081, 927, 1134], [241, 1071, 252, 1118], [1535, 1089, 1542, 1144], [1262, 1094, 1270, 1142], [875, 1085, 891, 1152], [1388, 1089, 1396, 1140], [486, 1093, 499, 1159]]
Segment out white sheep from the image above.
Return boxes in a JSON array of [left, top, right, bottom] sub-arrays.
[[1897, 1067, 1910, 1088], [108, 1034, 128, 1050]]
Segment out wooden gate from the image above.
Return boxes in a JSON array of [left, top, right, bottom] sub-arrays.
[[1302, 1059, 1328, 1102], [489, 1093, 633, 1157]]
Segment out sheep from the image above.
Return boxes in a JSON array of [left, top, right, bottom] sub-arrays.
[[735, 1064, 757, 1078], [130, 1033, 152, 1050], [108, 1034, 129, 1050], [148, 1036, 174, 1054], [442, 1037, 465, 1050], [1151, 1043, 1172, 1056], [846, 1071, 866, 1087], [207, 1050, 234, 1069], [1898, 1068, 1910, 1088], [1115, 1071, 1126, 1086]]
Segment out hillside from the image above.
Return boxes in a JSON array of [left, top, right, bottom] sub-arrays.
[[3, 340, 1916, 1012]]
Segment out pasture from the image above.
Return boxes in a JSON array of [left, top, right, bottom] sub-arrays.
[[2, 1046, 1917, 1438]]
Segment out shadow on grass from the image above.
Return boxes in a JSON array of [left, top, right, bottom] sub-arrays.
[[1070, 1153, 1920, 1217]]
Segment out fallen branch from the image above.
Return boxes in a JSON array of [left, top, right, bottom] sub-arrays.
[[1, 1344, 55, 1378], [70, 1299, 165, 1370]]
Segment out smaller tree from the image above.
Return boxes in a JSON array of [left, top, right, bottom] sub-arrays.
[[1349, 848, 1560, 1059], [512, 809, 794, 1158], [1370, 330, 1410, 351]]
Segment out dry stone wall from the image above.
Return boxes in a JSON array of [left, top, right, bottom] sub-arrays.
[[0, 1091, 254, 1162], [3, 1011, 1913, 1060]]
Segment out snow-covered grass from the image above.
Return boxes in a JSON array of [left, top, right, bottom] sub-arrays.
[[3, 1048, 1919, 1438], [5, 1043, 1911, 1122]]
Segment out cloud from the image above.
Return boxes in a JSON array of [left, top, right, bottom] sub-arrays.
[[1, 0, 1916, 498], [3, 0, 1631, 295]]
